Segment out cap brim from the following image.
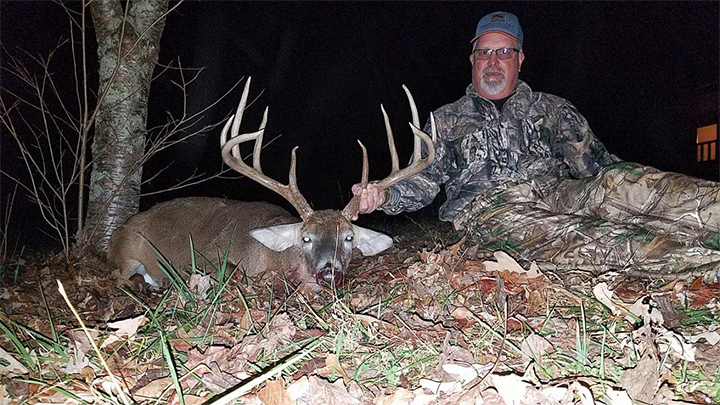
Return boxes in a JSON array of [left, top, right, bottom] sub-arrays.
[[470, 30, 520, 44]]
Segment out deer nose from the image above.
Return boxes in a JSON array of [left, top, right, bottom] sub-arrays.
[[317, 267, 344, 287]]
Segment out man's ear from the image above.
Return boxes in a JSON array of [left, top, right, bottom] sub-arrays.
[[518, 51, 525, 68], [469, 53, 475, 66]]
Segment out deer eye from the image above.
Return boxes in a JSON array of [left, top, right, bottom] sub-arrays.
[[302, 236, 312, 243], [344, 235, 354, 242]]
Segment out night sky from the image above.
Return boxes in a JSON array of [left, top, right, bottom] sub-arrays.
[[1, 2, 719, 251]]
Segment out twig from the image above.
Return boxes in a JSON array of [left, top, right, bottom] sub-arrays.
[[57, 280, 133, 405]]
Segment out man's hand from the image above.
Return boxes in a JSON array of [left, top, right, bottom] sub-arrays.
[[350, 182, 386, 220]]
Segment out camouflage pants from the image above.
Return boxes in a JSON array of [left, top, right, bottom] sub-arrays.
[[453, 162, 720, 282]]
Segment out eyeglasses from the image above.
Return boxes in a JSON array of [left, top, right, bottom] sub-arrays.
[[473, 47, 520, 60]]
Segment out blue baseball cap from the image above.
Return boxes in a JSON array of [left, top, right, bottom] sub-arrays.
[[471, 11, 523, 49]]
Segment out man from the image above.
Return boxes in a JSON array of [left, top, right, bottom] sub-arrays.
[[353, 11, 720, 283]]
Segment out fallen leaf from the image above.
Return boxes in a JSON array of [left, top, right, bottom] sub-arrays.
[[593, 282, 621, 315], [687, 330, 720, 346], [69, 328, 100, 354], [520, 333, 555, 365], [134, 376, 173, 400], [620, 353, 660, 403], [447, 236, 466, 256], [483, 251, 524, 274], [316, 354, 352, 381], [687, 278, 719, 307], [657, 330, 696, 362], [189, 274, 213, 299], [286, 376, 361, 405], [376, 387, 415, 405], [0, 347, 28, 376], [258, 379, 293, 405], [102, 315, 147, 348], [604, 386, 632, 405]]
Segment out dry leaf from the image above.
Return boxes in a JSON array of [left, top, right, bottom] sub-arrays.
[[520, 333, 555, 365], [189, 274, 213, 299], [258, 379, 293, 405], [102, 315, 147, 348], [604, 386, 632, 405], [620, 353, 660, 403], [593, 282, 620, 315], [319, 354, 352, 381], [287, 376, 361, 405], [376, 387, 415, 405], [688, 330, 720, 345], [107, 315, 147, 336], [491, 373, 533, 404], [0, 347, 28, 376], [657, 330, 696, 361], [69, 328, 99, 354], [134, 376, 173, 400], [482, 251, 542, 278]]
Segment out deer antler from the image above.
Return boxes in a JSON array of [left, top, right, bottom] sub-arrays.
[[342, 85, 437, 220], [220, 77, 314, 220]]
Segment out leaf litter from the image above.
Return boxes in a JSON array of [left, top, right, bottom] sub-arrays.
[[0, 218, 719, 404]]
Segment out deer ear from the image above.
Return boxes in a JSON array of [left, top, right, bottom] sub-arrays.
[[352, 225, 393, 256], [249, 223, 302, 251]]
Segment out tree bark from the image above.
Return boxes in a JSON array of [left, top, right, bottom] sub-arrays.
[[84, 0, 168, 252]]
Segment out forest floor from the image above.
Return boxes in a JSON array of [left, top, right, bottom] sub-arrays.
[[1, 217, 719, 404]]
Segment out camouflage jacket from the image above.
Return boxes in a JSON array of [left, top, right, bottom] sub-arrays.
[[382, 81, 620, 221]]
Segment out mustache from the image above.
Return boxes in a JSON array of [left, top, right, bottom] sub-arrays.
[[482, 67, 505, 77]]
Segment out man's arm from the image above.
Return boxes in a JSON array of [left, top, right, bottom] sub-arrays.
[[553, 101, 621, 179]]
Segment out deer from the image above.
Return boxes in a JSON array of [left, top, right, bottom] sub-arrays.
[[107, 77, 436, 290]]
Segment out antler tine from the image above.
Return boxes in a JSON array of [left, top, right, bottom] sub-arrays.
[[380, 104, 399, 173], [220, 78, 314, 220], [357, 140, 369, 187], [342, 86, 436, 220], [402, 85, 424, 165], [375, 86, 436, 190]]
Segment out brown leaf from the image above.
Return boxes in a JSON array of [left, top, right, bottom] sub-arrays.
[[134, 376, 173, 400], [80, 366, 95, 383], [520, 334, 555, 365], [258, 379, 293, 405], [354, 314, 400, 336], [688, 278, 720, 307], [447, 236, 466, 256], [463, 260, 486, 273], [376, 387, 414, 405], [479, 278, 498, 293], [316, 354, 352, 381], [621, 353, 661, 403], [287, 376, 361, 405], [293, 356, 326, 380]]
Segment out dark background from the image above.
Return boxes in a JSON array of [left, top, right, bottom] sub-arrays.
[[1, 2, 719, 252]]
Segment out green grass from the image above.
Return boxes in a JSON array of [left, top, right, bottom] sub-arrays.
[[0, 239, 718, 404]]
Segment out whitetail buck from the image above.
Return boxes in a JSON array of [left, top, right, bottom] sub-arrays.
[[108, 78, 436, 290]]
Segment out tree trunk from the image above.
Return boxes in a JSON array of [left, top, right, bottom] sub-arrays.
[[84, 0, 168, 252]]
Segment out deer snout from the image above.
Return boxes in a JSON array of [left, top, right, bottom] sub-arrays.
[[316, 262, 344, 287]]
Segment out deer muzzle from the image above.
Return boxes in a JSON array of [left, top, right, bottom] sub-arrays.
[[317, 265, 344, 287]]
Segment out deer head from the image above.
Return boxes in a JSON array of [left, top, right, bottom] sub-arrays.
[[220, 78, 436, 286]]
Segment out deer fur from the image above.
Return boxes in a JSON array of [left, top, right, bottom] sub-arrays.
[[107, 197, 393, 289]]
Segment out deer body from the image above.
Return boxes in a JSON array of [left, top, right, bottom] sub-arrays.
[[107, 78, 435, 289], [108, 197, 392, 287]]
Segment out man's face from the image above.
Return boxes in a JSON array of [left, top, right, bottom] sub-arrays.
[[470, 32, 525, 100]]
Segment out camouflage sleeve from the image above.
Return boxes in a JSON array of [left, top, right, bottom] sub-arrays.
[[380, 114, 451, 215], [553, 101, 621, 179]]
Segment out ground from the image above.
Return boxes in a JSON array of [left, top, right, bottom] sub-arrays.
[[1, 218, 719, 404]]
